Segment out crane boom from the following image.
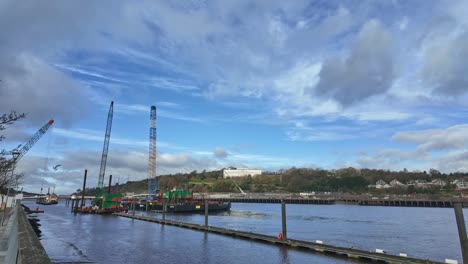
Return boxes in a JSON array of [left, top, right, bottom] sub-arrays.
[[98, 101, 113, 190], [0, 119, 54, 173]]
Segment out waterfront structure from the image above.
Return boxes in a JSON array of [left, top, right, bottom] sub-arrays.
[[223, 168, 262, 178]]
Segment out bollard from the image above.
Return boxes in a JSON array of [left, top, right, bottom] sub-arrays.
[[162, 199, 167, 222], [281, 199, 287, 241], [205, 199, 209, 228], [75, 199, 79, 212], [81, 169, 87, 208], [454, 202, 468, 263]]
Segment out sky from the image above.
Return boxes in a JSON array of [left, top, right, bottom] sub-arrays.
[[1, 0, 468, 194]]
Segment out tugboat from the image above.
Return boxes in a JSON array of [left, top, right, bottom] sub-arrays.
[[147, 188, 231, 213], [36, 187, 58, 205], [36, 192, 58, 205]]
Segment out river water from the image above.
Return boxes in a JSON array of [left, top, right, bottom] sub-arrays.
[[25, 201, 464, 263]]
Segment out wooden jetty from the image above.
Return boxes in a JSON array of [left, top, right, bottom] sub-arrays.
[[114, 213, 445, 264], [195, 197, 335, 205], [196, 195, 467, 208]]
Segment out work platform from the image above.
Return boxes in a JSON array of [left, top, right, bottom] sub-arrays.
[[114, 213, 445, 264]]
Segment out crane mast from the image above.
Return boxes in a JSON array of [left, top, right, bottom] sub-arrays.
[[98, 101, 113, 190], [147, 106, 158, 195], [0, 119, 54, 173]]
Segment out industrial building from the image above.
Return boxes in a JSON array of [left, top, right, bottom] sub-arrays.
[[223, 168, 262, 178]]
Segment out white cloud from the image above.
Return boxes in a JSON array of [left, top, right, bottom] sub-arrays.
[[392, 124, 468, 152], [213, 147, 229, 159], [114, 103, 206, 123], [357, 123, 468, 173], [398, 16, 409, 31], [315, 19, 395, 106], [16, 149, 223, 194]]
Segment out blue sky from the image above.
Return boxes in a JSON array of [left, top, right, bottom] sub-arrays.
[[1, 0, 468, 194]]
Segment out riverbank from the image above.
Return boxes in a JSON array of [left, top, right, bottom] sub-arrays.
[[0, 202, 50, 264]]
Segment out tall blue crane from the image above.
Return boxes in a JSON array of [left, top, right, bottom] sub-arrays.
[[147, 106, 158, 196]]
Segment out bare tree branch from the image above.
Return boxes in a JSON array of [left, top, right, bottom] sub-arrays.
[[0, 111, 26, 193]]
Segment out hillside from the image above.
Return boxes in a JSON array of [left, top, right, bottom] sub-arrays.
[[73, 167, 467, 196]]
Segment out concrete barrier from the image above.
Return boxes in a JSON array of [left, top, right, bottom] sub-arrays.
[[0, 202, 51, 264], [17, 204, 51, 264]]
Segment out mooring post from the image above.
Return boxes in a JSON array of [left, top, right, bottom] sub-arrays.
[[75, 198, 79, 212], [108, 174, 112, 194], [71, 199, 75, 213], [205, 199, 209, 228], [162, 198, 166, 222], [81, 169, 87, 208], [454, 202, 468, 263], [132, 198, 136, 216], [281, 199, 287, 241]]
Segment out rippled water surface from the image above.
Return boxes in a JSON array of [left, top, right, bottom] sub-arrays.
[[25, 201, 464, 263]]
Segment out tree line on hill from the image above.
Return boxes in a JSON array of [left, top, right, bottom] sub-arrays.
[[74, 167, 467, 196]]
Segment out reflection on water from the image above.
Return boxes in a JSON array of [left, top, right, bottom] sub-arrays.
[[27, 201, 464, 264]]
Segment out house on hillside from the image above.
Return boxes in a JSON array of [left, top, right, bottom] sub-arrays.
[[389, 179, 405, 187], [375, 179, 391, 189], [407, 180, 430, 188], [406, 180, 417, 186], [430, 179, 447, 187], [451, 179, 467, 190]]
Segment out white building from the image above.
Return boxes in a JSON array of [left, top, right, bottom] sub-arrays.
[[375, 179, 391, 189], [452, 179, 468, 190], [389, 179, 405, 187], [223, 168, 262, 178], [430, 179, 447, 187]]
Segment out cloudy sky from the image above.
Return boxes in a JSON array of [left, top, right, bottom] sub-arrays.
[[1, 0, 468, 194]]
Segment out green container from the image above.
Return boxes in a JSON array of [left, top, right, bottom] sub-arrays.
[[102, 193, 122, 209], [163, 188, 193, 203]]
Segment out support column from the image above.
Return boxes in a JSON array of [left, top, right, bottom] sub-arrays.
[[81, 169, 87, 208], [108, 175, 112, 194], [454, 202, 468, 263], [205, 199, 209, 228], [281, 199, 287, 241]]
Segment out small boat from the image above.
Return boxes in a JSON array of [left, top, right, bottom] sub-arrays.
[[36, 193, 58, 205]]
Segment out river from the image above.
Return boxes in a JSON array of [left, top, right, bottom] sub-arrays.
[[24, 201, 464, 263]]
